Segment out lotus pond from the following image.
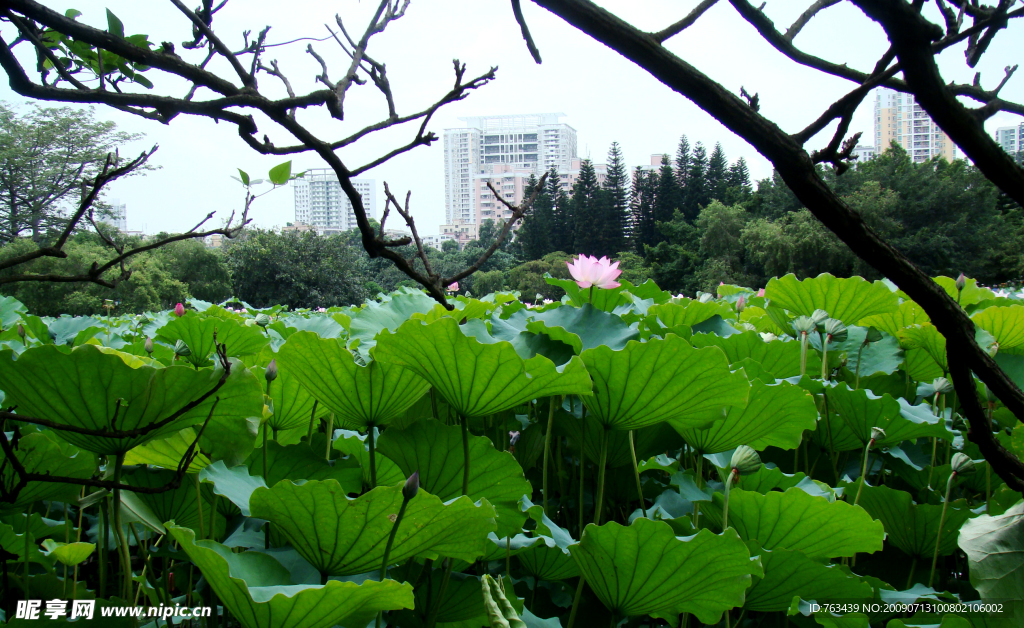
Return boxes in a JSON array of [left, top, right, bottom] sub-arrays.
[[0, 272, 1021, 628]]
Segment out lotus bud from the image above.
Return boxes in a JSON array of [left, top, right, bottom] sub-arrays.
[[950, 452, 975, 476], [955, 273, 966, 292], [265, 359, 278, 382], [932, 377, 954, 395], [464, 290, 472, 298], [870, 426, 886, 442], [509, 431, 521, 446], [174, 303, 185, 317], [824, 318, 848, 343], [760, 332, 777, 342], [729, 445, 762, 476], [535, 293, 544, 303], [255, 313, 271, 327], [402, 471, 420, 500], [988, 342, 999, 358], [810, 309, 829, 327], [144, 337, 154, 355], [792, 316, 815, 336], [173, 339, 191, 357], [16, 324, 25, 339], [736, 296, 746, 313]]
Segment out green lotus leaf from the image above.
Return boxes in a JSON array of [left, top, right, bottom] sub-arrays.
[[855, 484, 972, 558], [690, 330, 821, 379], [123, 466, 212, 535], [252, 362, 320, 432], [248, 480, 496, 576], [376, 419, 531, 538], [485, 312, 576, 365], [764, 274, 898, 325], [904, 347, 945, 383], [124, 427, 211, 473], [859, 301, 930, 337], [815, 613, 870, 628], [47, 315, 101, 346], [0, 430, 96, 513], [518, 543, 579, 581], [580, 335, 749, 431], [734, 465, 835, 500], [166, 523, 413, 628], [0, 520, 53, 570], [276, 331, 430, 429], [898, 324, 949, 372], [482, 573, 527, 628], [972, 305, 1024, 351], [348, 288, 438, 356], [156, 313, 270, 366], [248, 441, 361, 495], [372, 317, 592, 418], [650, 299, 736, 328], [0, 295, 27, 328], [886, 615, 974, 628], [958, 501, 1023, 603], [41, 539, 96, 567], [819, 326, 904, 378], [569, 518, 761, 622], [543, 276, 665, 311], [703, 488, 884, 558], [744, 541, 873, 611], [934, 275, 995, 308], [278, 314, 345, 339], [333, 430, 405, 488], [200, 461, 267, 516], [0, 344, 263, 455], [555, 412, 685, 468], [826, 384, 953, 447], [674, 379, 817, 454], [525, 303, 640, 353]]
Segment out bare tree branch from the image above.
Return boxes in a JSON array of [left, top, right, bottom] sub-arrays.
[[785, 0, 841, 41], [653, 0, 720, 43]]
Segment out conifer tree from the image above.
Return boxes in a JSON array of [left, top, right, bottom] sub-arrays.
[[707, 142, 729, 202], [653, 154, 681, 244], [630, 166, 657, 255], [683, 142, 709, 221], [674, 135, 691, 191], [547, 165, 572, 253], [570, 159, 604, 255], [602, 141, 630, 254], [513, 173, 553, 260], [725, 157, 753, 204]]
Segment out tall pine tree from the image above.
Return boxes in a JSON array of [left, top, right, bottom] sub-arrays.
[[653, 154, 681, 244], [570, 159, 605, 255], [548, 165, 572, 253], [725, 157, 752, 204], [602, 141, 630, 254], [513, 173, 553, 260], [683, 142, 709, 221], [707, 142, 729, 202], [674, 135, 691, 191], [631, 166, 657, 255]]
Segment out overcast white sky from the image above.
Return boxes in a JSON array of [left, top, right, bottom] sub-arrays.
[[1, 0, 1021, 235]]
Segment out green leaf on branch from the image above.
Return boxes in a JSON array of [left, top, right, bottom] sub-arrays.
[[268, 160, 292, 185], [105, 9, 125, 38]]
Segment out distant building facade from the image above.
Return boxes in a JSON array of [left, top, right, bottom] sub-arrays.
[[873, 87, 956, 163], [293, 169, 376, 235], [995, 123, 1024, 158], [852, 144, 877, 164], [107, 199, 127, 231]]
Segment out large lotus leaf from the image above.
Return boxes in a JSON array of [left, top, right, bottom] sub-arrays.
[[0, 344, 263, 455], [580, 335, 749, 431], [690, 330, 820, 379], [958, 501, 1024, 603], [248, 480, 496, 576], [905, 347, 945, 383], [674, 379, 817, 454], [525, 303, 639, 353], [348, 288, 438, 356], [278, 314, 345, 339], [252, 362, 319, 433], [123, 466, 211, 535], [933, 275, 995, 307], [487, 310, 576, 365], [569, 518, 761, 622], [543, 276, 666, 311], [333, 430, 405, 488], [200, 461, 267, 516], [124, 427, 211, 473], [41, 539, 96, 567], [156, 313, 270, 365], [816, 326, 904, 378], [372, 317, 592, 418], [519, 543, 580, 581], [166, 524, 413, 628], [555, 411, 685, 468], [0, 295, 27, 328], [376, 419, 531, 538], [47, 315, 101, 346], [0, 430, 96, 513], [764, 274, 898, 325], [826, 384, 953, 447], [744, 541, 873, 611], [276, 331, 429, 429], [649, 300, 736, 328], [898, 324, 949, 372], [860, 301, 930, 337], [972, 305, 1024, 351], [248, 441, 361, 495], [704, 488, 884, 558], [856, 485, 972, 558]]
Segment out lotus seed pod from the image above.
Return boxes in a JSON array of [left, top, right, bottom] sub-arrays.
[[736, 295, 746, 313], [144, 337, 154, 355], [402, 471, 420, 500], [870, 426, 886, 442], [173, 339, 192, 357], [265, 359, 278, 382], [760, 332, 778, 342], [730, 445, 762, 476], [137, 314, 150, 326], [955, 273, 966, 292], [933, 377, 954, 395], [792, 316, 815, 335], [950, 452, 976, 476], [255, 313, 271, 327], [824, 318, 848, 343], [810, 309, 829, 327]]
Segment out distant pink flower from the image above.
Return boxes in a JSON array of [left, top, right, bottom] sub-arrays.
[[447, 282, 459, 292], [757, 288, 765, 297], [174, 303, 185, 317], [566, 255, 621, 289], [720, 281, 725, 286], [736, 296, 746, 313]]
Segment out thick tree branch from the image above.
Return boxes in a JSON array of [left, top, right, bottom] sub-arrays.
[[653, 0, 720, 43]]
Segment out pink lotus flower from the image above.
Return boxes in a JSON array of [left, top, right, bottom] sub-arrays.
[[447, 282, 459, 292], [757, 288, 765, 297], [566, 255, 621, 289], [174, 303, 185, 317]]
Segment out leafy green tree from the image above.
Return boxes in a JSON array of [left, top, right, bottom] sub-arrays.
[[505, 251, 572, 301], [150, 238, 232, 303], [601, 142, 630, 255]]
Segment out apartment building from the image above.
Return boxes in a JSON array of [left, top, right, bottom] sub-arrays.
[[874, 87, 956, 163], [293, 169, 376, 235], [995, 122, 1024, 157]]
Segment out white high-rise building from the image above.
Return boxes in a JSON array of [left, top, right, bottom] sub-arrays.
[[873, 87, 956, 163], [106, 199, 127, 231], [443, 113, 577, 225], [995, 123, 1024, 157], [293, 170, 376, 235]]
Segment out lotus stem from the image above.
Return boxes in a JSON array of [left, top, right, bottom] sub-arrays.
[[594, 428, 609, 525], [723, 469, 738, 530], [23, 503, 31, 601], [854, 345, 864, 389], [368, 423, 378, 489], [567, 576, 587, 628], [929, 471, 957, 588], [927, 438, 938, 490], [906, 557, 918, 589], [98, 499, 107, 598], [194, 474, 205, 539], [262, 425, 268, 487], [589, 285, 594, 305], [425, 558, 453, 628], [72, 487, 84, 600], [799, 331, 809, 377], [821, 333, 830, 381], [579, 405, 587, 536], [693, 453, 704, 528], [376, 495, 412, 628], [209, 494, 217, 541], [543, 396, 558, 516], [460, 414, 471, 496], [306, 399, 318, 442], [853, 438, 875, 508], [112, 453, 132, 600], [629, 430, 647, 518], [325, 412, 335, 461]]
